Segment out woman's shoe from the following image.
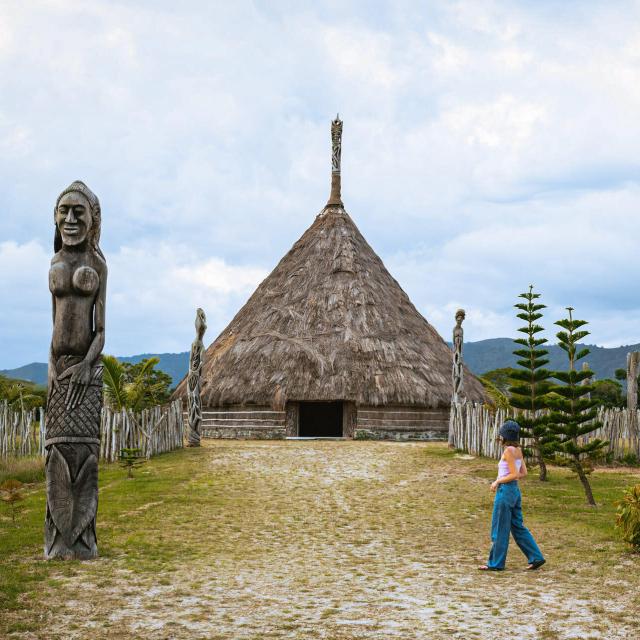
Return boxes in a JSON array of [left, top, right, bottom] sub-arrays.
[[478, 565, 503, 571], [525, 559, 546, 571]]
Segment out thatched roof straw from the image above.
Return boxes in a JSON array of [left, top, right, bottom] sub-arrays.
[[173, 202, 485, 409], [174, 117, 485, 409]]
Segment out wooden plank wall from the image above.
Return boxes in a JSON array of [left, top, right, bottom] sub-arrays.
[[450, 402, 640, 461], [1, 400, 184, 461], [200, 405, 287, 439], [355, 405, 449, 441]]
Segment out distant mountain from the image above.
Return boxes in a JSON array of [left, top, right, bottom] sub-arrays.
[[459, 338, 638, 381], [1, 352, 189, 388], [3, 339, 638, 388], [0, 362, 49, 387]]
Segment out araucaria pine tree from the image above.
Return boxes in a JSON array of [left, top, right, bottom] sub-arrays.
[[509, 286, 554, 481], [547, 307, 607, 506]]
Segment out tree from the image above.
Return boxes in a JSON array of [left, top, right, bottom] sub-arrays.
[[118, 448, 146, 478], [591, 379, 624, 408], [614, 368, 639, 408], [123, 360, 172, 407], [480, 368, 519, 410], [615, 368, 627, 382], [547, 307, 608, 506], [0, 375, 47, 411], [0, 479, 25, 524], [508, 286, 554, 481], [479, 376, 511, 411], [479, 368, 519, 396], [102, 356, 172, 411]]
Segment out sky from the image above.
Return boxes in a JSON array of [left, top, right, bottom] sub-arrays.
[[1, 0, 640, 368]]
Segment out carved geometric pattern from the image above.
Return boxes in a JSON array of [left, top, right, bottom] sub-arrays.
[[46, 367, 103, 442], [44, 443, 98, 559], [187, 342, 203, 446]]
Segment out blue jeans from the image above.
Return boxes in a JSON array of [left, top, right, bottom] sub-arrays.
[[487, 481, 544, 569]]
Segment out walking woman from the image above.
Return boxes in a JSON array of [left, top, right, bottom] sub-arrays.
[[479, 420, 545, 571]]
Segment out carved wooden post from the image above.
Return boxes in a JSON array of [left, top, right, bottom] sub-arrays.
[[187, 308, 207, 447], [449, 308, 466, 446], [627, 352, 640, 413], [627, 352, 640, 437], [45, 181, 106, 560], [326, 114, 343, 207]]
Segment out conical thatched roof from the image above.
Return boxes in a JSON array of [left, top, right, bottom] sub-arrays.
[[174, 117, 485, 409], [173, 201, 485, 409]]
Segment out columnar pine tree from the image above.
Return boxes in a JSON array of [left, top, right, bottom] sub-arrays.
[[547, 307, 607, 506], [508, 286, 554, 481]]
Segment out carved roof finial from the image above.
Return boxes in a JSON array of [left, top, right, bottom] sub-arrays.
[[326, 114, 343, 207]]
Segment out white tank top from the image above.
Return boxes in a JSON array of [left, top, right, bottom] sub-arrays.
[[498, 457, 522, 479]]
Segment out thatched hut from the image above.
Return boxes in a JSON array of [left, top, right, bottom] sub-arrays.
[[173, 117, 485, 439]]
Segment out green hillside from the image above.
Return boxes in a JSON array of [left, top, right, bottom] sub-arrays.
[[1, 352, 189, 389]]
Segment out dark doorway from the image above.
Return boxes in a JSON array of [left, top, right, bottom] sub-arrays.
[[299, 401, 343, 437]]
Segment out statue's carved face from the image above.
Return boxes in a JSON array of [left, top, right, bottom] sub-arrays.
[[56, 192, 93, 247]]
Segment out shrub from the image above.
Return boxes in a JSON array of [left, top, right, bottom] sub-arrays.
[[0, 479, 25, 523], [615, 484, 640, 551], [119, 447, 146, 478], [619, 453, 640, 467]]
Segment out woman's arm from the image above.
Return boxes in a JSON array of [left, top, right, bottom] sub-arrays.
[[519, 456, 528, 478]]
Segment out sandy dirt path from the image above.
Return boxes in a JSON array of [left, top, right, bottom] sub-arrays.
[[8, 440, 640, 639]]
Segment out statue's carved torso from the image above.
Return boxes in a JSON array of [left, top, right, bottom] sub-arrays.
[[49, 252, 105, 359]]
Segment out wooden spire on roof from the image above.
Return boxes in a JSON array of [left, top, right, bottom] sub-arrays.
[[326, 114, 343, 207], [171, 115, 487, 411]]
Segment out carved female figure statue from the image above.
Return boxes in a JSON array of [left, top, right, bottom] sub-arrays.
[[452, 308, 466, 404], [187, 308, 207, 447], [45, 181, 107, 560]]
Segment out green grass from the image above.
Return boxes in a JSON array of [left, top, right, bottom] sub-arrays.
[[0, 456, 45, 484], [0, 442, 639, 639], [0, 448, 202, 612]]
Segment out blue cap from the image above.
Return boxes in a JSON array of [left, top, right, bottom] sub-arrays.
[[499, 420, 520, 441]]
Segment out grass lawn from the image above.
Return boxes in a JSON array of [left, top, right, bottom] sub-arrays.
[[1, 440, 639, 639]]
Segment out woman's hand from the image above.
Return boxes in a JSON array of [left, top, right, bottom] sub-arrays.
[[490, 480, 499, 492], [59, 360, 92, 410]]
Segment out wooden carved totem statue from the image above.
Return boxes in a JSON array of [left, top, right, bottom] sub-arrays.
[[187, 308, 207, 447], [45, 181, 107, 560], [452, 308, 466, 404]]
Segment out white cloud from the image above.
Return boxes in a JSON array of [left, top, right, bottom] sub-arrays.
[[441, 94, 547, 149], [2, 1, 640, 366], [0, 241, 51, 367], [0, 237, 267, 367], [105, 242, 268, 357], [428, 32, 470, 74], [323, 26, 404, 89]]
